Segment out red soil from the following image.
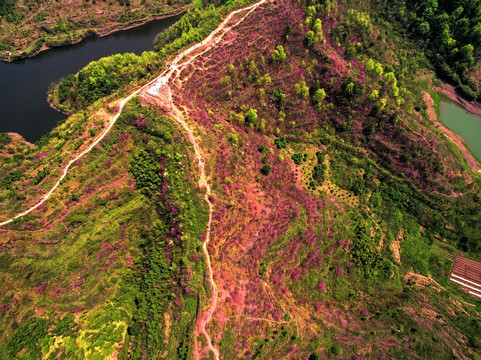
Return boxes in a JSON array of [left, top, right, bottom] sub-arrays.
[[434, 82, 481, 117]]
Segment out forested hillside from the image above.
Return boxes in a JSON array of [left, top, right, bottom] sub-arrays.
[[376, 0, 481, 100]]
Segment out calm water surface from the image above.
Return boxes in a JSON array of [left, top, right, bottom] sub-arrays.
[[0, 15, 179, 143], [439, 97, 481, 162]]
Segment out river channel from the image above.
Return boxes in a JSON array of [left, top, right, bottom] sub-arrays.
[[0, 14, 180, 143]]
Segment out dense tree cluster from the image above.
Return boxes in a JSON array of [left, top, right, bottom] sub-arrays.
[[154, 5, 222, 56], [52, 51, 159, 111], [119, 100, 207, 358], [0, 0, 20, 22], [379, 0, 481, 99]]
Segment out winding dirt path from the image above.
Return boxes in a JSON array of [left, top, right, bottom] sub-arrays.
[[165, 2, 266, 359], [0, 1, 267, 358], [0, 0, 265, 228], [0, 76, 154, 227], [169, 104, 219, 360]]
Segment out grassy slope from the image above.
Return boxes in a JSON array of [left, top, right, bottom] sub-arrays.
[[0, 0, 190, 60], [0, 99, 208, 359]]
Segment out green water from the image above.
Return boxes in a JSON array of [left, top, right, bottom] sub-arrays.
[[439, 97, 481, 162]]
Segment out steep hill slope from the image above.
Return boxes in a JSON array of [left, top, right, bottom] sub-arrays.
[[1, 0, 481, 358], [167, 0, 481, 357]]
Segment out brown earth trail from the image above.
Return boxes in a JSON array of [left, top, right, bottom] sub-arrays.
[[0, 2, 267, 359]]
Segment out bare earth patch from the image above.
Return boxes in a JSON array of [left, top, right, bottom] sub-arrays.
[[403, 270, 445, 293], [390, 228, 403, 263]]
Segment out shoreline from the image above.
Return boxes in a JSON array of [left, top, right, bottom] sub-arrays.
[[1, 6, 189, 63], [434, 81, 481, 118], [424, 91, 481, 174], [96, 6, 189, 37], [46, 95, 71, 117], [6, 132, 35, 149]]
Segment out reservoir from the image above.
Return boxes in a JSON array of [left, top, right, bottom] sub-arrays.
[[0, 14, 180, 143], [439, 97, 481, 162]]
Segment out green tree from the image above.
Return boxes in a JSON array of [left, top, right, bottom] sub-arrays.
[[384, 72, 397, 84], [344, 82, 355, 96], [312, 18, 324, 42], [417, 21, 430, 35], [378, 98, 387, 111], [294, 81, 309, 99], [390, 84, 400, 97], [261, 165, 271, 175], [271, 45, 287, 62], [312, 164, 326, 183], [312, 88, 326, 107], [245, 108, 258, 126], [369, 89, 379, 101], [291, 153, 303, 165], [305, 5, 316, 17], [274, 136, 287, 149], [227, 132, 238, 146], [366, 58, 375, 71], [305, 31, 315, 46]]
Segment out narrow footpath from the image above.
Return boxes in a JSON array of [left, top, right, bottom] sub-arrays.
[[169, 104, 219, 360], [0, 0, 265, 228], [0, 1, 267, 359]]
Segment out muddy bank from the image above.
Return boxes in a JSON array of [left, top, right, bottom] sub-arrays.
[[5, 133, 35, 149], [434, 82, 481, 117], [424, 91, 481, 174]]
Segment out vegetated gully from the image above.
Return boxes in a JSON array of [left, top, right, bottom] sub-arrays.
[[0, 0, 267, 358]]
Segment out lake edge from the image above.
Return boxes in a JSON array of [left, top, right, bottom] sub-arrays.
[[438, 94, 481, 170], [1, 6, 189, 63]]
